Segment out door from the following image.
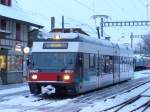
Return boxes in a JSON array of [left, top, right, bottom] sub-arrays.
[[74, 53, 84, 92], [81, 53, 98, 92], [113, 56, 120, 83], [97, 52, 102, 87], [0, 55, 7, 84]]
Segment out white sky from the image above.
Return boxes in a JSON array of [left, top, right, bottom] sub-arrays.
[[16, 0, 150, 46]]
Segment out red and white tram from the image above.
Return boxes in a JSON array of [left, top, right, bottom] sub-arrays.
[[27, 33, 134, 95]]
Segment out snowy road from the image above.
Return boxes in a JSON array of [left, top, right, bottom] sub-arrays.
[[0, 70, 150, 112]]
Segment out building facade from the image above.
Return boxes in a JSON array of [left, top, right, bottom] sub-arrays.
[[0, 0, 43, 84]]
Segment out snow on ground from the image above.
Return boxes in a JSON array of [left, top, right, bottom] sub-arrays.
[[134, 69, 150, 79], [0, 95, 71, 107], [0, 94, 72, 112], [79, 70, 150, 112], [0, 86, 28, 95], [0, 70, 150, 112], [0, 109, 21, 112], [79, 81, 150, 112]]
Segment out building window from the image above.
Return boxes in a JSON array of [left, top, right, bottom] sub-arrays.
[[0, 55, 6, 70], [7, 55, 23, 72], [0, 19, 7, 30], [16, 23, 21, 41], [1, 0, 11, 6]]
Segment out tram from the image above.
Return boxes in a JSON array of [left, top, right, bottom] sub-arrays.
[[27, 33, 134, 95]]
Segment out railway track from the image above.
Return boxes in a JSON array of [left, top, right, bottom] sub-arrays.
[[99, 87, 150, 112], [0, 77, 150, 112], [20, 77, 150, 112]]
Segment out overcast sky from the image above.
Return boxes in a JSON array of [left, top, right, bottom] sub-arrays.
[[16, 0, 150, 46]]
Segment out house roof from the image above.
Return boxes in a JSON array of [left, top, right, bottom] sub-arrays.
[[0, 4, 43, 28], [51, 28, 89, 36]]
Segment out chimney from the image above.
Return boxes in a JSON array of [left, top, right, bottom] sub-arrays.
[[62, 16, 64, 32], [51, 17, 55, 30]]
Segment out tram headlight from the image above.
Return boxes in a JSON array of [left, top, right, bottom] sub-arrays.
[[63, 74, 71, 81], [31, 74, 38, 80]]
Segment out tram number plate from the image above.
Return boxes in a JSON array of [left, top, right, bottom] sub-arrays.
[[43, 43, 68, 49]]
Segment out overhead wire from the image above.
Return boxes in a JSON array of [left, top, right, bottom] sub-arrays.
[[131, 0, 145, 19], [102, 0, 124, 37], [137, 0, 146, 5], [71, 0, 97, 33], [45, 0, 97, 35], [72, 0, 94, 12], [67, 18, 97, 33], [17, 0, 96, 34], [109, 0, 129, 20], [136, 0, 146, 7], [16, 0, 53, 22]]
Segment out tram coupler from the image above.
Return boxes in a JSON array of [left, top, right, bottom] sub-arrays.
[[41, 85, 55, 95]]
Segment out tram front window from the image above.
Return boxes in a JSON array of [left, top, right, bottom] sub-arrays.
[[31, 53, 76, 71]]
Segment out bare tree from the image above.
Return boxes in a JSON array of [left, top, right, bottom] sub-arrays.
[[142, 34, 150, 56]]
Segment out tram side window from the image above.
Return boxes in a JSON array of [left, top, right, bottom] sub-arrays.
[[128, 58, 130, 70], [125, 57, 127, 72], [83, 54, 90, 73], [131, 58, 133, 66], [122, 57, 124, 72], [83, 53, 97, 76], [110, 56, 113, 73], [123, 57, 125, 72], [104, 56, 113, 74], [95, 54, 98, 69], [126, 57, 128, 71], [100, 55, 105, 74], [123, 57, 126, 72], [120, 57, 123, 72], [126, 58, 128, 71], [89, 54, 95, 69], [126, 57, 128, 72]]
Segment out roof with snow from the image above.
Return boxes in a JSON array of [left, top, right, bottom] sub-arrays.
[[34, 32, 132, 50], [0, 2, 43, 28], [51, 28, 89, 36]]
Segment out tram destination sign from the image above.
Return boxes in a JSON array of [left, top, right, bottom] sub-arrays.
[[43, 42, 68, 49]]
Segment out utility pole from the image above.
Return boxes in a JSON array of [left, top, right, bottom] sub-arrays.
[[96, 27, 100, 39], [93, 15, 109, 38], [146, 0, 150, 21], [130, 33, 150, 49], [97, 19, 150, 48], [130, 32, 134, 48]]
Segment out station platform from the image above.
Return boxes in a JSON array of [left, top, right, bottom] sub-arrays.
[[0, 83, 27, 90]]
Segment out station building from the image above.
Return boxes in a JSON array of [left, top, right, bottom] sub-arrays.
[[0, 0, 43, 84]]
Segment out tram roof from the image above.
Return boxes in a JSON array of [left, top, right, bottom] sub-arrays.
[[35, 32, 131, 50]]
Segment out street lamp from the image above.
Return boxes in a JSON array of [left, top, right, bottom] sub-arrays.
[[23, 47, 30, 54], [15, 44, 30, 54]]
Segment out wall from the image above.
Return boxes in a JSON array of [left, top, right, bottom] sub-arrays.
[[0, 18, 30, 84]]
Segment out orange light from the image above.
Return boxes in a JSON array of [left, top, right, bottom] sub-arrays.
[[53, 35, 61, 40], [31, 74, 38, 80], [63, 74, 70, 81]]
